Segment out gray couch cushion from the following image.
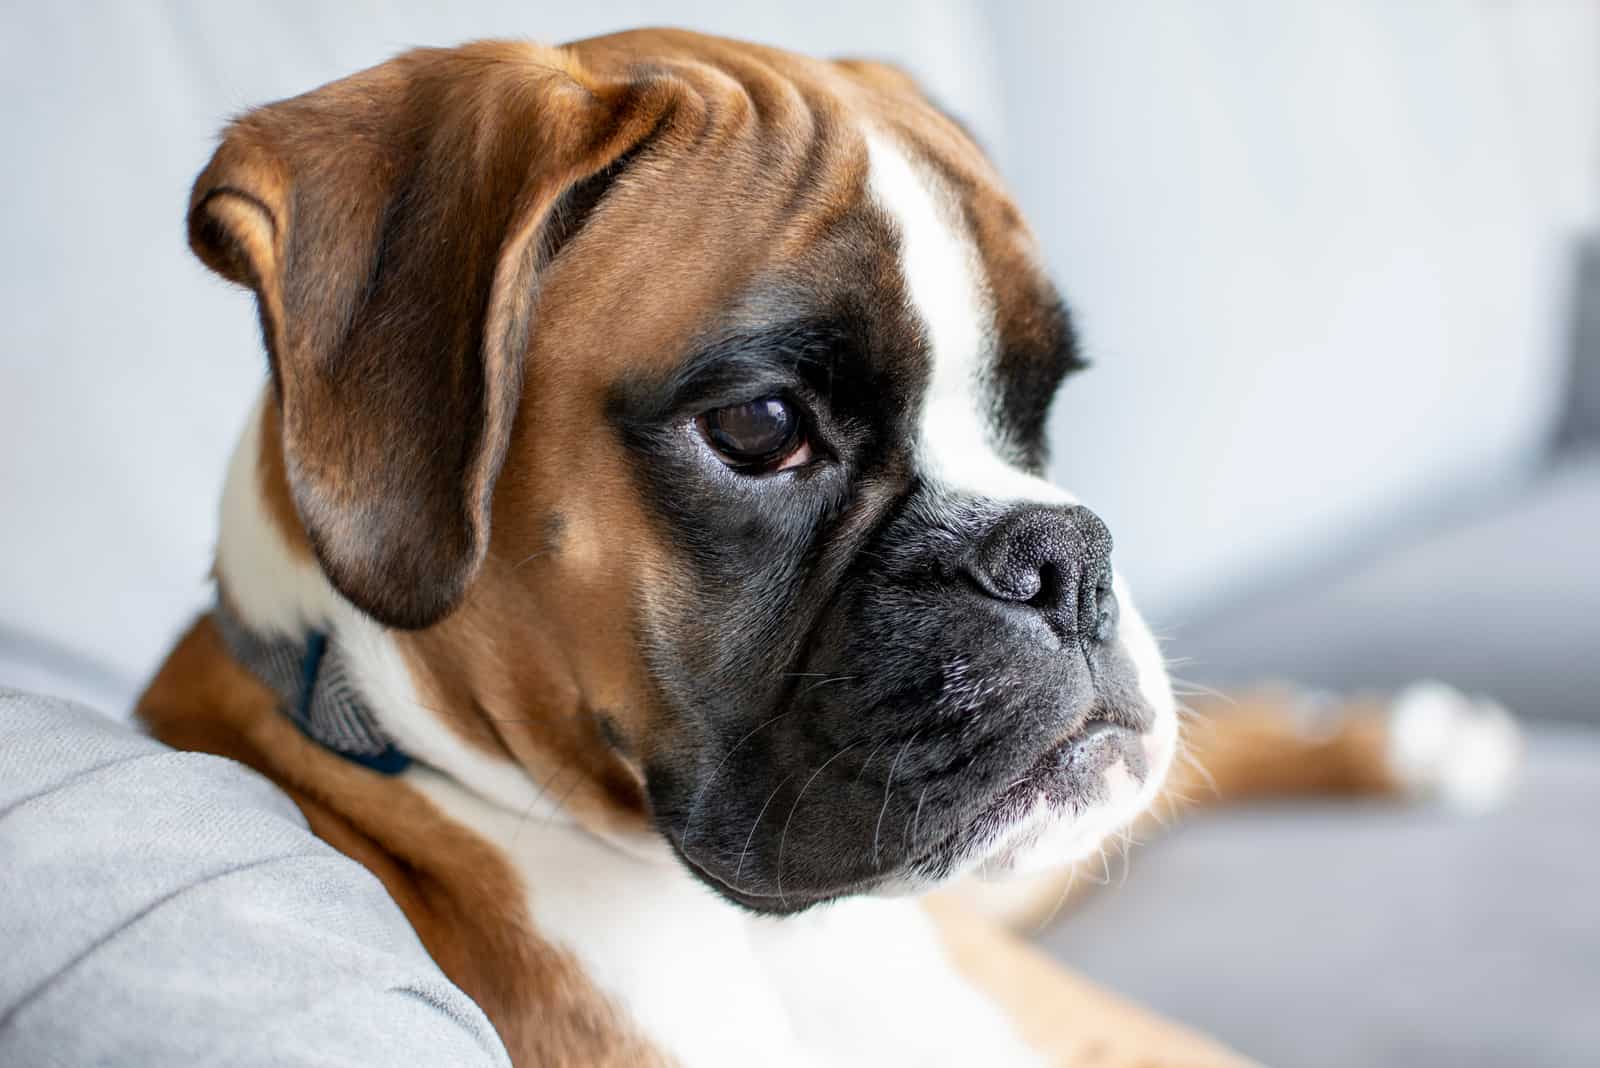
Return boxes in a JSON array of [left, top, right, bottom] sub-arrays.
[[1175, 454, 1600, 725], [0, 690, 509, 1067], [1041, 726, 1600, 1067]]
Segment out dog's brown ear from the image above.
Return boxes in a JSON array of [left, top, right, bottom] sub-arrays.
[[190, 44, 668, 628]]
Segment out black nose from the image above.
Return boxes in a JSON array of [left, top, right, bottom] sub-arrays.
[[963, 504, 1118, 643]]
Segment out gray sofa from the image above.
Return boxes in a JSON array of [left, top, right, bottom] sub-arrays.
[[3, 5, 1596, 1065]]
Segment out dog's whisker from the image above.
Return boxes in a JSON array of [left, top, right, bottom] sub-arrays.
[[1168, 675, 1235, 706], [512, 762, 580, 843], [1178, 748, 1220, 798], [873, 732, 921, 868], [910, 786, 929, 851], [800, 674, 858, 696], [736, 773, 795, 887], [510, 548, 552, 571], [1163, 787, 1199, 815], [1034, 864, 1081, 934], [775, 741, 863, 908], [549, 768, 589, 819], [680, 708, 797, 854], [852, 736, 893, 786]]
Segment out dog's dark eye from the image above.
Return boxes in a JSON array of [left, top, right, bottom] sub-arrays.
[[700, 397, 809, 472]]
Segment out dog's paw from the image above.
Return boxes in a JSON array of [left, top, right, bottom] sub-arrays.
[[1385, 681, 1521, 812]]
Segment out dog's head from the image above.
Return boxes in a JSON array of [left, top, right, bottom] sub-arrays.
[[197, 31, 1176, 914]]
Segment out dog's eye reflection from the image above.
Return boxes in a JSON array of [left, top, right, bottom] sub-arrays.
[[699, 397, 811, 473]]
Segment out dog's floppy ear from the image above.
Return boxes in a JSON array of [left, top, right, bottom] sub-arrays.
[[189, 43, 669, 628]]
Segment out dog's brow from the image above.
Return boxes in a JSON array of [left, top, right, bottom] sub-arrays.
[[611, 317, 857, 426]]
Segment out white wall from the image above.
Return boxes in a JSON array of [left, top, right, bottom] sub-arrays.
[[995, 1, 1599, 625]]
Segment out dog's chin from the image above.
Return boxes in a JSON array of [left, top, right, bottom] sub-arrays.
[[902, 709, 1181, 888], [671, 706, 1179, 915], [671, 843, 892, 914]]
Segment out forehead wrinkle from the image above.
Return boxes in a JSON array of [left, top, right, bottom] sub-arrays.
[[861, 130, 1074, 506], [673, 319, 848, 399]]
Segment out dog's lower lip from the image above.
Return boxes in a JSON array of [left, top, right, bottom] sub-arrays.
[[915, 718, 1135, 864], [1015, 720, 1124, 792]]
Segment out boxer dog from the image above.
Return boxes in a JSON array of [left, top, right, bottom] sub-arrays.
[[140, 29, 1517, 1067]]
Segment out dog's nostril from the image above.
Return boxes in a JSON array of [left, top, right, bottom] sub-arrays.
[[1025, 561, 1062, 610], [1088, 564, 1119, 644]]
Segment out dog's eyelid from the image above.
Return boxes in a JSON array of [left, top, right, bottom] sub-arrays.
[[608, 317, 864, 457], [673, 317, 856, 397], [687, 375, 809, 413]]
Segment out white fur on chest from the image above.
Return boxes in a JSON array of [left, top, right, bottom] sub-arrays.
[[408, 769, 1042, 1068]]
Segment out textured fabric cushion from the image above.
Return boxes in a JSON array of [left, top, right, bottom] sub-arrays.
[[1041, 726, 1600, 1067], [0, 690, 509, 1067], [1175, 452, 1600, 725]]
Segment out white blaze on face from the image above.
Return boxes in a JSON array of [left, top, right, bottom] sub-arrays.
[[863, 132, 1075, 506], [861, 130, 1178, 870]]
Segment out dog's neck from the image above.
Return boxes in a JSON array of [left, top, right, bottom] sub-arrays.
[[217, 390, 608, 832]]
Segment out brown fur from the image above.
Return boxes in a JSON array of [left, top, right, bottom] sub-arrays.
[[141, 29, 1395, 1066]]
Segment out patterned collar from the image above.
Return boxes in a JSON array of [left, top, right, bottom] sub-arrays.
[[211, 599, 412, 775]]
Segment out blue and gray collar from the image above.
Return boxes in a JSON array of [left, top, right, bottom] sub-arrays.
[[212, 599, 413, 775]]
